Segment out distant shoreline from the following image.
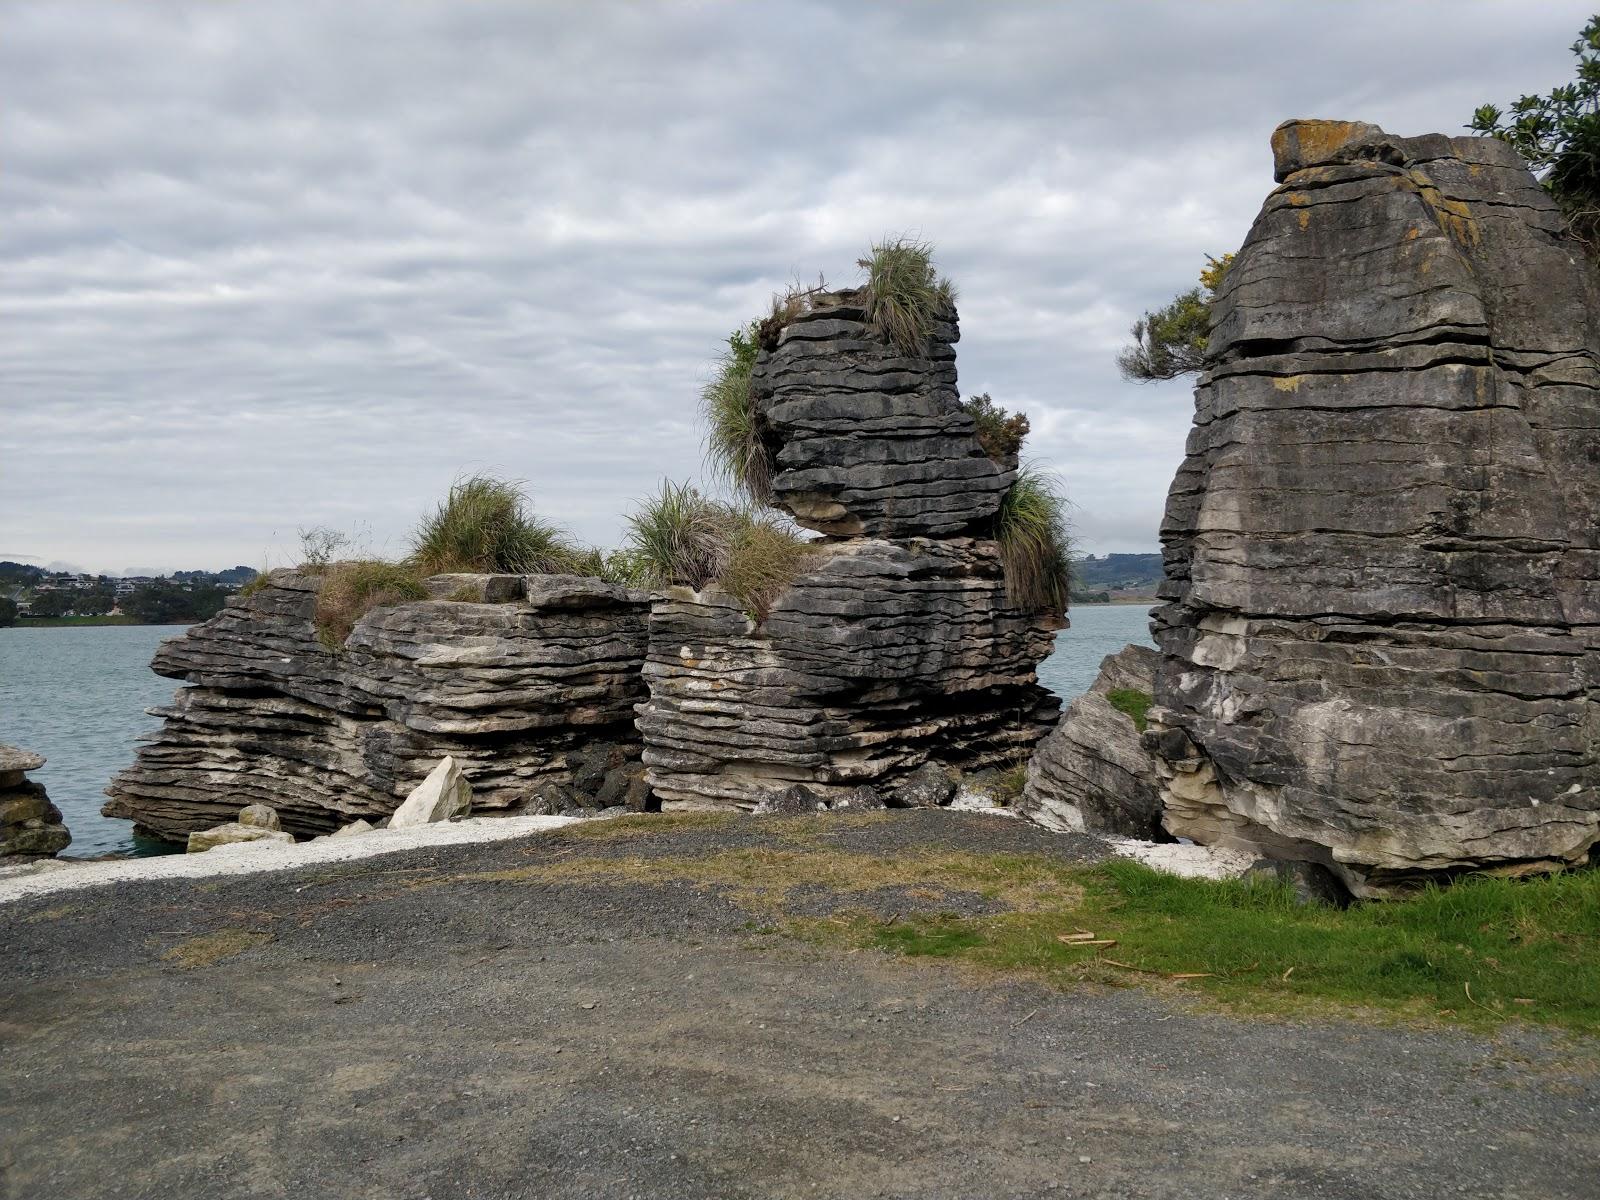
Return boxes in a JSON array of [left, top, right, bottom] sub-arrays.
[[4, 617, 192, 629]]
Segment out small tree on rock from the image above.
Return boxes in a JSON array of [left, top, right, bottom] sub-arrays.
[[1117, 254, 1233, 383]]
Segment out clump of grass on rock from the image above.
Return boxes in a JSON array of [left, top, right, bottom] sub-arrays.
[[313, 560, 429, 650], [625, 481, 816, 621], [995, 464, 1071, 617], [858, 236, 956, 354], [701, 323, 773, 505], [410, 474, 581, 576]]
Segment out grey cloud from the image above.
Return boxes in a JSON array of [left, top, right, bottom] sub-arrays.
[[3, 0, 1594, 572]]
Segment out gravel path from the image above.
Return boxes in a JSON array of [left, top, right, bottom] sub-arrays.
[[2, 811, 1594, 1199]]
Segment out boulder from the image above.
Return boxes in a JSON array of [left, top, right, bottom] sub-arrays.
[[1244, 859, 1351, 908], [1020, 645, 1162, 838], [237, 804, 281, 831], [388, 757, 472, 828], [0, 744, 69, 860], [330, 818, 375, 839], [1150, 120, 1600, 894], [891, 763, 958, 809], [753, 785, 829, 815], [187, 823, 295, 853], [833, 786, 887, 812]]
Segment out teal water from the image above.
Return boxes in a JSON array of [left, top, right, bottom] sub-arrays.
[[0, 606, 1155, 857]]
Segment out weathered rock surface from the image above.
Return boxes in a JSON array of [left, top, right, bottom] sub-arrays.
[[105, 571, 650, 842], [759, 289, 1014, 539], [186, 822, 295, 854], [0, 744, 70, 860], [1150, 120, 1600, 894], [640, 290, 1062, 809], [1020, 644, 1162, 838], [237, 804, 281, 831], [389, 756, 472, 828]]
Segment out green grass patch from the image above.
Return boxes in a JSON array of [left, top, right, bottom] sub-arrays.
[[1106, 688, 1153, 732], [850, 860, 1600, 1033]]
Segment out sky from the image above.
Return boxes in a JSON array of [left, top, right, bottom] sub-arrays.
[[3, 0, 1594, 575]]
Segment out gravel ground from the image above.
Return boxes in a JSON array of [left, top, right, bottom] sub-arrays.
[[2, 811, 1595, 1200]]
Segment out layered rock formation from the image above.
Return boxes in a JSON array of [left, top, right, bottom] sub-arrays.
[[0, 744, 70, 859], [1150, 119, 1600, 894], [105, 571, 649, 842], [639, 289, 1062, 809], [1020, 644, 1161, 838]]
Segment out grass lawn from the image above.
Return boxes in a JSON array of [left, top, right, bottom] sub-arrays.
[[496, 815, 1600, 1035]]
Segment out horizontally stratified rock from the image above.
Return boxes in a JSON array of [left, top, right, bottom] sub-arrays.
[[1150, 119, 1600, 895], [388, 756, 472, 828], [1020, 644, 1161, 838], [106, 571, 649, 842], [640, 290, 1061, 809], [759, 290, 1014, 538], [0, 744, 70, 859]]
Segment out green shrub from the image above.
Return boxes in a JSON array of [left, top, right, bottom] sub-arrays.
[[995, 464, 1071, 616], [409, 475, 579, 576], [313, 560, 428, 650], [625, 481, 731, 591], [858, 236, 956, 354], [1107, 688, 1153, 732], [702, 322, 774, 504], [961, 393, 1030, 462], [718, 510, 818, 621], [624, 482, 815, 620]]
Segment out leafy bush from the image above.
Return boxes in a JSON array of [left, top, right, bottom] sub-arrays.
[[961, 393, 1030, 462], [702, 322, 774, 504], [312, 560, 428, 650], [858, 236, 956, 354], [995, 464, 1071, 616], [624, 481, 815, 620], [1471, 16, 1600, 253], [410, 475, 579, 576], [1117, 253, 1234, 383]]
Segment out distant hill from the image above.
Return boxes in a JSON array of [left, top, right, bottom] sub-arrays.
[[1071, 553, 1163, 594]]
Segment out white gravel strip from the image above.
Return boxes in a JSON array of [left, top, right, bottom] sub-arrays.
[[0, 814, 583, 905], [1103, 835, 1259, 881]]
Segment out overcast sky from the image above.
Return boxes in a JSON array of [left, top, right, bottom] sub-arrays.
[[3, 1, 1592, 575]]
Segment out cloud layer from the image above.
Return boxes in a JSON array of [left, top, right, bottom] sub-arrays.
[[3, 0, 1591, 572]]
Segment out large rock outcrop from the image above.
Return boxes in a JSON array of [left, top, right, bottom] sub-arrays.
[[639, 289, 1062, 809], [1150, 119, 1600, 894], [0, 744, 70, 859], [1020, 644, 1161, 838], [105, 571, 649, 842]]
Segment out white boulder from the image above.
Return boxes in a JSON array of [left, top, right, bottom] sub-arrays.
[[388, 757, 472, 828], [186, 823, 295, 854]]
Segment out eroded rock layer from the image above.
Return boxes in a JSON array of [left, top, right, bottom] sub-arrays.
[[1151, 119, 1600, 894], [760, 289, 1014, 538], [105, 571, 649, 841], [641, 297, 1060, 808], [1, 744, 70, 859]]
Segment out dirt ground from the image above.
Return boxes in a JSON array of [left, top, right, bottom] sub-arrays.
[[2, 812, 1595, 1199]]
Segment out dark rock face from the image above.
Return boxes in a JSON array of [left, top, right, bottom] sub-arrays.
[[639, 292, 1061, 810], [104, 571, 650, 842], [1020, 644, 1161, 838], [1150, 120, 1600, 895], [0, 744, 70, 859], [759, 290, 1014, 539]]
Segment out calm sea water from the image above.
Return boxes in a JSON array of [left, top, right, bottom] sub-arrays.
[[0, 605, 1155, 857]]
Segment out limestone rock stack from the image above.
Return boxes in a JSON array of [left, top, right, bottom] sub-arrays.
[[0, 743, 70, 859], [105, 571, 649, 842], [638, 289, 1062, 809], [1149, 120, 1600, 894]]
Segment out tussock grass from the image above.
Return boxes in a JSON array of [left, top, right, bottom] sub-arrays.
[[624, 482, 817, 620], [411, 475, 580, 576], [995, 464, 1071, 616], [701, 323, 773, 504], [313, 560, 428, 649], [858, 236, 956, 354]]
